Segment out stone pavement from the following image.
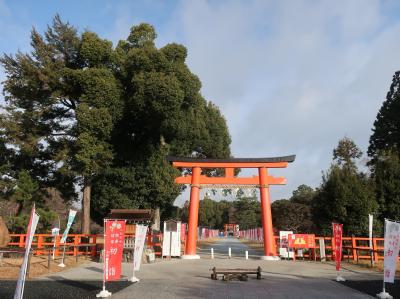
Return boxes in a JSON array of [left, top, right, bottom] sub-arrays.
[[0, 238, 383, 298]]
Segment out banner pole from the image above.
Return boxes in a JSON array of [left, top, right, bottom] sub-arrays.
[[377, 219, 392, 299], [96, 218, 112, 298]]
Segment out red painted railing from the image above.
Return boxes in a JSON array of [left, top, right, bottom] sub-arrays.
[[240, 229, 385, 262], [7, 233, 163, 257]]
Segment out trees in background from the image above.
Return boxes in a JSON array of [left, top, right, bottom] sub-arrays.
[[0, 16, 231, 232], [373, 152, 400, 222], [233, 196, 261, 230], [272, 185, 314, 233], [312, 138, 377, 235], [368, 71, 400, 160], [368, 71, 400, 225]]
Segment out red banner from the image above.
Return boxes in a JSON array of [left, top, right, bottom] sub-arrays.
[[333, 223, 343, 271], [104, 220, 126, 281], [288, 234, 315, 248]]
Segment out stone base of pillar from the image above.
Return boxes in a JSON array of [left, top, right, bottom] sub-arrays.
[[181, 254, 200, 260], [260, 256, 280, 261]]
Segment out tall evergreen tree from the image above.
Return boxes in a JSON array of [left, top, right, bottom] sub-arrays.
[[368, 72, 400, 224], [313, 138, 377, 235], [1, 16, 231, 230], [374, 151, 400, 222], [368, 71, 400, 160]]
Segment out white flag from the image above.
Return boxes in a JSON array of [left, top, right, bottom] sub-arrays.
[[60, 209, 77, 243], [383, 219, 400, 283], [133, 225, 148, 271], [368, 214, 373, 249], [14, 211, 39, 299]]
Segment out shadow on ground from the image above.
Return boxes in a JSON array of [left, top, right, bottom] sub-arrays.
[[0, 279, 131, 299], [339, 279, 400, 298]]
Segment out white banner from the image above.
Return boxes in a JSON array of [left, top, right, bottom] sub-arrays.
[[368, 214, 373, 249], [60, 210, 77, 243], [383, 219, 400, 283], [14, 211, 39, 299], [134, 225, 148, 271], [279, 231, 294, 258]]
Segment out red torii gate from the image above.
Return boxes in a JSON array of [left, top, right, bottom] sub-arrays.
[[168, 155, 295, 260]]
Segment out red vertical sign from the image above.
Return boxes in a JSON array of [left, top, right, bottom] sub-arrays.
[[333, 223, 343, 271], [104, 220, 126, 281]]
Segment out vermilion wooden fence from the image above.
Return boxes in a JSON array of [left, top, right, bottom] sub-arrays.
[[7, 233, 163, 257], [240, 229, 385, 262], [7, 232, 386, 262]]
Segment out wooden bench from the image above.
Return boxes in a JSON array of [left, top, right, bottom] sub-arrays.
[[210, 267, 262, 281]]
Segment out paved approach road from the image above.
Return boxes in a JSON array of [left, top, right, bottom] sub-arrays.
[[198, 237, 263, 258], [0, 238, 382, 299]]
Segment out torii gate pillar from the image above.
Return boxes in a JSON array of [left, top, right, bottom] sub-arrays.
[[259, 167, 279, 260], [182, 166, 201, 259]]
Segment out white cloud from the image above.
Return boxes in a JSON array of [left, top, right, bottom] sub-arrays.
[[171, 0, 400, 204]]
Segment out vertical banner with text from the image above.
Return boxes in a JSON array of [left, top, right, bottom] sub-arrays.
[[332, 223, 343, 271], [14, 209, 40, 299], [368, 214, 373, 249], [60, 210, 77, 243], [134, 225, 148, 271], [104, 220, 126, 281], [383, 219, 400, 283]]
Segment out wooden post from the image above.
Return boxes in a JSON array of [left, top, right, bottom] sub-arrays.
[[74, 235, 79, 256], [37, 235, 43, 255], [373, 238, 378, 262], [19, 235, 25, 248], [47, 250, 51, 272], [351, 236, 357, 261], [91, 235, 97, 258], [55, 235, 60, 257]]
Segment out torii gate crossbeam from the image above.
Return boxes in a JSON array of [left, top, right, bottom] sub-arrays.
[[168, 155, 295, 260]]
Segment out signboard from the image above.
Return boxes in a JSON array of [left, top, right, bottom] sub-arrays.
[[333, 223, 343, 271], [60, 209, 77, 244], [288, 234, 315, 248], [279, 231, 294, 258], [133, 225, 148, 271], [104, 220, 125, 281], [162, 221, 181, 257], [383, 219, 400, 283], [14, 208, 39, 299]]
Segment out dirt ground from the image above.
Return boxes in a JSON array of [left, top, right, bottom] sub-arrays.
[[238, 239, 263, 250], [197, 237, 219, 247], [0, 254, 92, 279]]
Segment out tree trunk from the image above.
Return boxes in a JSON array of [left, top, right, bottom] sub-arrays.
[[82, 178, 91, 234], [152, 207, 160, 231]]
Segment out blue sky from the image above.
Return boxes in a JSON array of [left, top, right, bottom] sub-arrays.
[[1, 0, 400, 205]]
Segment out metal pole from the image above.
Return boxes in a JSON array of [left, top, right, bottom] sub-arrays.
[[211, 248, 214, 259], [103, 219, 106, 292]]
